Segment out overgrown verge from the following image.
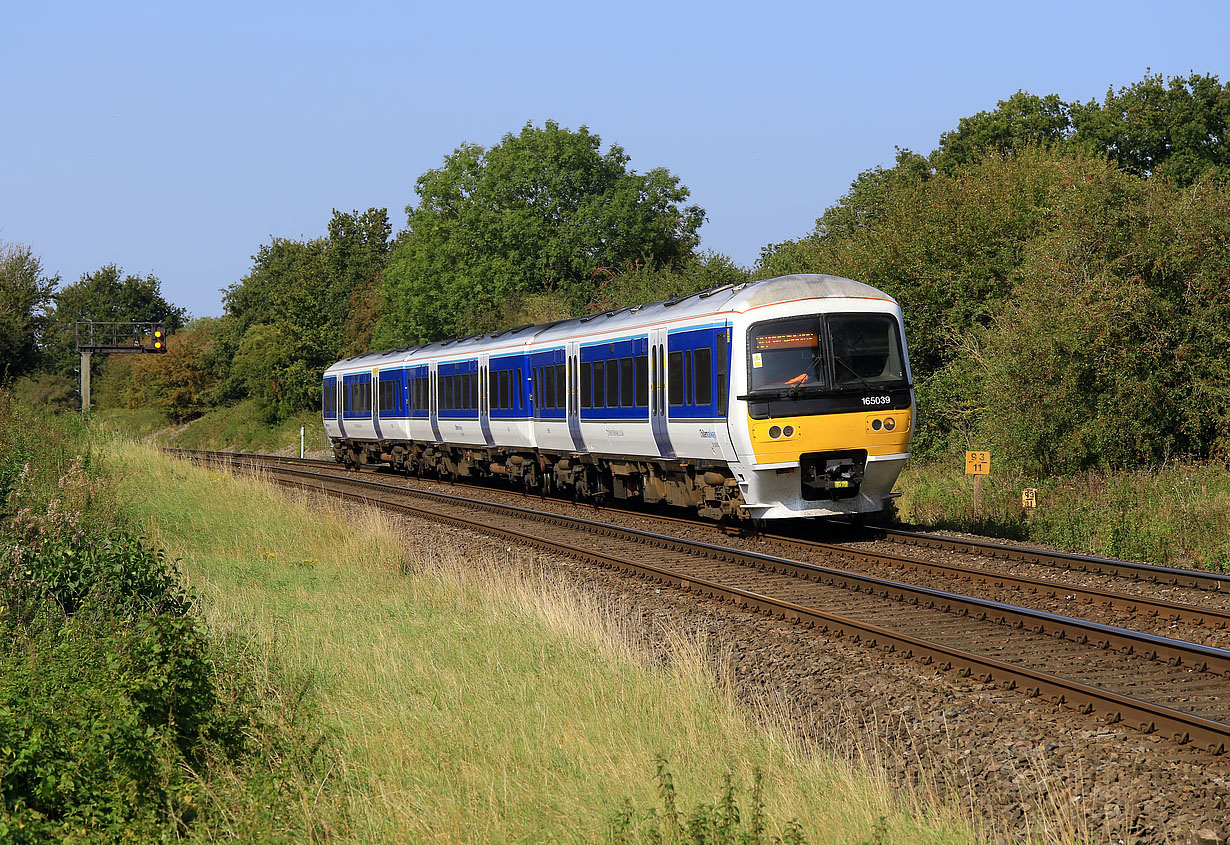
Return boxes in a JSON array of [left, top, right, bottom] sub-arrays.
[[0, 393, 338, 841], [893, 454, 1230, 571]]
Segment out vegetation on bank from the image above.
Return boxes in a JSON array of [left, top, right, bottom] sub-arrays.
[[893, 458, 1230, 572], [0, 394, 335, 840], [109, 437, 976, 843]]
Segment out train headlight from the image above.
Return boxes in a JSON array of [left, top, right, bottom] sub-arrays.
[[884, 417, 896, 431], [783, 425, 795, 438], [871, 419, 883, 431], [768, 425, 782, 439]]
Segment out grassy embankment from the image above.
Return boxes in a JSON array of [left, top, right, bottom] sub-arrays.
[[109, 439, 978, 843], [97, 400, 330, 455], [893, 458, 1230, 572]]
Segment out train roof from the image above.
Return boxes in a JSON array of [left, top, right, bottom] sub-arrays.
[[326, 274, 894, 372]]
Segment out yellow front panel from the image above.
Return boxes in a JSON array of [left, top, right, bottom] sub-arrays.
[[747, 408, 912, 464]]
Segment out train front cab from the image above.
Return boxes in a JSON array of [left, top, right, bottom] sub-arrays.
[[730, 305, 913, 519]]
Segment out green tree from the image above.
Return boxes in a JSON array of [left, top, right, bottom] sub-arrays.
[[376, 121, 705, 345], [218, 208, 391, 418], [1073, 72, 1230, 185], [0, 242, 59, 383], [931, 91, 1073, 173]]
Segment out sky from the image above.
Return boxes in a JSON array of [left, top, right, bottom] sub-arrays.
[[4, 1, 1229, 319]]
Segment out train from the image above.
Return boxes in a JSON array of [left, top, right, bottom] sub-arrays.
[[322, 273, 913, 520]]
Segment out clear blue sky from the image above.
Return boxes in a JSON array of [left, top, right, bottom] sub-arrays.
[[4, 1, 1228, 319]]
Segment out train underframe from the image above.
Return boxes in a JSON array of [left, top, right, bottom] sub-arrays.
[[332, 438, 745, 520]]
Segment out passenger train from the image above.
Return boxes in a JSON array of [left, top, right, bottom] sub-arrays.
[[322, 274, 914, 520]]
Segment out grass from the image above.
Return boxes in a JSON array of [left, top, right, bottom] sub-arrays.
[[105, 440, 979, 843], [893, 456, 1230, 572], [97, 400, 330, 456]]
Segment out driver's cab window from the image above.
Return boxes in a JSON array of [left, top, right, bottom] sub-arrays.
[[748, 317, 824, 391]]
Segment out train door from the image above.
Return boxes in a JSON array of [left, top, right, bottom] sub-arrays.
[[479, 354, 494, 446], [371, 369, 384, 440], [649, 328, 675, 458], [336, 375, 348, 439], [429, 363, 442, 443], [566, 341, 585, 452]]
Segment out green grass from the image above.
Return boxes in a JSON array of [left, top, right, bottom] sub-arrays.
[[106, 441, 979, 843], [98, 400, 331, 455], [893, 456, 1230, 571]]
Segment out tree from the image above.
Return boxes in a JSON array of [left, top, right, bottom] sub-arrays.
[[1072, 72, 1230, 185], [218, 208, 392, 419], [0, 243, 58, 383], [932, 91, 1073, 173], [375, 121, 706, 345]]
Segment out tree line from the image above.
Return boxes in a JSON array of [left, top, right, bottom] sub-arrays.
[[3, 72, 1229, 474]]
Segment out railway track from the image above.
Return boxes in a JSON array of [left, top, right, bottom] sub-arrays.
[[175, 448, 1230, 755], [170, 450, 1230, 633]]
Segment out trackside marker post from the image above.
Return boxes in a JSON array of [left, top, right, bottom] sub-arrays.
[[965, 451, 990, 519]]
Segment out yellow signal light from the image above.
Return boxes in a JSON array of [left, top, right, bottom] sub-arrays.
[[153, 329, 164, 350]]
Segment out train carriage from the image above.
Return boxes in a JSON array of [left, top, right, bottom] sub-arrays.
[[322, 274, 914, 520]]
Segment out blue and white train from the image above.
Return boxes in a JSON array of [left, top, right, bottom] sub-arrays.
[[322, 274, 914, 520]]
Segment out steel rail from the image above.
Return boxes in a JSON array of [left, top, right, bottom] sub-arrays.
[[872, 526, 1230, 592], [169, 449, 1230, 631]]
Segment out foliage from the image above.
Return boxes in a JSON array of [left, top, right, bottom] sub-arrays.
[[0, 243, 58, 385], [375, 120, 706, 345], [218, 208, 391, 420], [607, 758, 806, 844], [11, 373, 77, 412], [1073, 72, 1230, 185], [0, 394, 333, 840], [930, 72, 1230, 186], [588, 252, 749, 315]]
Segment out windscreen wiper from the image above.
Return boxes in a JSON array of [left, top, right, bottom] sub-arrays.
[[833, 356, 874, 393]]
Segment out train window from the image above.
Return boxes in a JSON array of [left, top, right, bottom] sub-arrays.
[[470, 372, 479, 411], [695, 347, 712, 406], [635, 354, 648, 406], [446, 375, 455, 411], [489, 370, 497, 409], [606, 359, 619, 408], [830, 314, 907, 386], [620, 357, 633, 408], [748, 316, 823, 391], [517, 367, 524, 410], [542, 366, 555, 409], [593, 361, 605, 409], [668, 352, 684, 406], [716, 333, 727, 416], [554, 364, 566, 410], [497, 370, 508, 410], [685, 350, 694, 405], [580, 362, 592, 409]]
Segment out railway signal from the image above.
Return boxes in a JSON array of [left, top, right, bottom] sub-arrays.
[[74, 321, 171, 412]]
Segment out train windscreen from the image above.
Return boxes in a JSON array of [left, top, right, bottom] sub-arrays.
[[747, 314, 905, 392]]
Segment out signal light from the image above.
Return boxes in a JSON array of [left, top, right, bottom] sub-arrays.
[[153, 329, 164, 351]]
